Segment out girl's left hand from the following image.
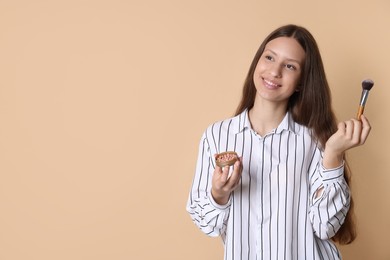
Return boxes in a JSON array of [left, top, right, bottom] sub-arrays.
[[323, 115, 371, 168]]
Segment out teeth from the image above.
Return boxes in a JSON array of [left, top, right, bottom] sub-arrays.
[[264, 79, 279, 87]]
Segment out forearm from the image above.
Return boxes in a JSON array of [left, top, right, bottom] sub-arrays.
[[322, 145, 344, 169], [310, 163, 350, 240], [186, 134, 230, 236], [186, 192, 231, 237]]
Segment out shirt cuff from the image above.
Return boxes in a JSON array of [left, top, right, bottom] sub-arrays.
[[320, 161, 345, 184], [209, 193, 232, 210]]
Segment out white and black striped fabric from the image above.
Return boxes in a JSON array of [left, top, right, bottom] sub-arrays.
[[186, 109, 350, 260]]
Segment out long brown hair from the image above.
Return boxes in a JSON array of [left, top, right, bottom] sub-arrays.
[[235, 24, 356, 244]]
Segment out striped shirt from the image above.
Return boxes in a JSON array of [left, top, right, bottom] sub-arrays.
[[186, 109, 350, 260]]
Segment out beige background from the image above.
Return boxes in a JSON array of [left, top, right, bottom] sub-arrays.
[[0, 1, 389, 259]]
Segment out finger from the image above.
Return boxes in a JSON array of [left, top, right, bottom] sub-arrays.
[[351, 119, 362, 145], [359, 115, 372, 144], [344, 120, 354, 139], [220, 165, 230, 182], [360, 114, 371, 129], [227, 159, 242, 187], [337, 121, 346, 133], [212, 166, 224, 191], [214, 164, 223, 175], [232, 157, 243, 186], [213, 154, 223, 173]]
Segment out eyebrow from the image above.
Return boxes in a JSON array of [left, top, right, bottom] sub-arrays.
[[264, 49, 302, 64]]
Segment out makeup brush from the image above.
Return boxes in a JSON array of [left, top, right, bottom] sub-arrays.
[[357, 79, 374, 120]]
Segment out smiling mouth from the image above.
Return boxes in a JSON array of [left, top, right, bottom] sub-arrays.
[[263, 78, 281, 89]]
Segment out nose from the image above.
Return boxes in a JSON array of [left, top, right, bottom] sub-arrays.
[[270, 63, 282, 78]]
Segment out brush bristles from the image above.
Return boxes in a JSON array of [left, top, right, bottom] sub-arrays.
[[362, 79, 374, 90]]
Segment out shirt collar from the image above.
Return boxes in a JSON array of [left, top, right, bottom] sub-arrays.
[[233, 109, 300, 135]]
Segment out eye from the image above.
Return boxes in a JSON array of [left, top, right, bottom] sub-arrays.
[[285, 64, 297, 70], [264, 55, 273, 61]]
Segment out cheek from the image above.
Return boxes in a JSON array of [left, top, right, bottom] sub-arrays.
[[290, 72, 302, 86], [252, 66, 259, 83], [292, 77, 300, 87], [253, 62, 264, 79]]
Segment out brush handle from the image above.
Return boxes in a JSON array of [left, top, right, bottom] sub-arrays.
[[357, 89, 370, 120], [357, 105, 364, 120]]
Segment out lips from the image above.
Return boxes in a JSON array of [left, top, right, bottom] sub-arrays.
[[263, 78, 281, 89]]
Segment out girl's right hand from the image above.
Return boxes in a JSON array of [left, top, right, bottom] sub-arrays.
[[211, 158, 242, 205]]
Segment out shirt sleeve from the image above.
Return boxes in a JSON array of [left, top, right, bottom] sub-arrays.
[[308, 150, 351, 240], [186, 132, 231, 237]]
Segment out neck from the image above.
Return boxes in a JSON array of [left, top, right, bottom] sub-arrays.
[[248, 99, 288, 136]]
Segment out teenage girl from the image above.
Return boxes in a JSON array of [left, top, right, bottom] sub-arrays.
[[186, 24, 371, 260]]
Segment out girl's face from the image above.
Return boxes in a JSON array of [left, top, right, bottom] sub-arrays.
[[253, 37, 305, 106]]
